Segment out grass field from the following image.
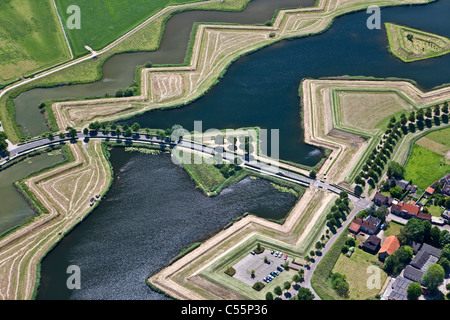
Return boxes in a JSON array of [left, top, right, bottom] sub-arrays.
[[405, 144, 450, 190], [385, 22, 450, 62], [427, 205, 444, 217], [384, 221, 404, 237], [332, 245, 386, 300], [55, 0, 203, 57], [0, 0, 71, 84], [422, 127, 450, 148], [179, 151, 248, 196]]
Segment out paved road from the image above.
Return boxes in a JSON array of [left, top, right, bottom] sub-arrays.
[[298, 199, 370, 300], [2, 130, 371, 300], [2, 131, 360, 202], [0, 0, 222, 101]]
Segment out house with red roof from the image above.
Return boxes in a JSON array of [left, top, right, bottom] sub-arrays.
[[391, 201, 431, 221], [378, 236, 401, 262]]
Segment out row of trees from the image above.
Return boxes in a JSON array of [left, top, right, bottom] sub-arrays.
[[265, 269, 314, 300], [114, 81, 139, 98], [355, 117, 403, 187], [399, 218, 450, 249], [354, 101, 449, 188], [325, 191, 350, 232]]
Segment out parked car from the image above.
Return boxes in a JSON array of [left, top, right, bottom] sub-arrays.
[[250, 251, 255, 255], [284, 254, 288, 260], [271, 250, 274, 255], [279, 252, 283, 258], [277, 266, 283, 272]]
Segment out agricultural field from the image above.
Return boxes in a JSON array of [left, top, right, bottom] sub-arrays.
[[336, 90, 413, 132], [54, 0, 202, 57], [0, 0, 71, 85]]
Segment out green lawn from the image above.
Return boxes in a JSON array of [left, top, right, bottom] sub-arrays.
[[311, 229, 349, 300], [180, 152, 247, 196], [427, 205, 444, 218], [404, 144, 450, 190], [0, 0, 71, 84], [55, 0, 203, 56], [384, 221, 404, 237], [332, 246, 387, 300]]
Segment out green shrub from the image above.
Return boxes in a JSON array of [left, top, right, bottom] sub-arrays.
[[225, 267, 236, 277], [252, 282, 265, 291]]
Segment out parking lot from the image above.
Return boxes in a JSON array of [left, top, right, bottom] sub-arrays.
[[232, 248, 294, 286]]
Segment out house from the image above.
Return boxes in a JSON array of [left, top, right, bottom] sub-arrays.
[[373, 192, 393, 207], [378, 236, 401, 262], [409, 244, 441, 270], [362, 235, 381, 254], [396, 179, 410, 191], [349, 221, 361, 234], [391, 202, 420, 218], [403, 244, 441, 284], [425, 187, 435, 195], [406, 184, 418, 194], [390, 202, 431, 221], [430, 173, 450, 196], [417, 211, 432, 222], [350, 216, 381, 235]]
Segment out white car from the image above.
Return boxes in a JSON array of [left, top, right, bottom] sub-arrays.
[[279, 252, 283, 258]]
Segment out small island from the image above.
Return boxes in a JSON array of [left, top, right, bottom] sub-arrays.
[[385, 22, 450, 62]]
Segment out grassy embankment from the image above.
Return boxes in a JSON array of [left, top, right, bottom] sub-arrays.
[[385, 22, 450, 63], [0, 0, 253, 144], [0, 0, 71, 87]]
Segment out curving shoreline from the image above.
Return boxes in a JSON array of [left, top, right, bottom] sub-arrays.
[[0, 0, 445, 300]]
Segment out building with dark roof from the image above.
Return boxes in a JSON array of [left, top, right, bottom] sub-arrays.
[[373, 192, 393, 207], [411, 241, 423, 255], [351, 216, 381, 235], [362, 235, 381, 254], [403, 244, 441, 284], [404, 265, 425, 283], [387, 276, 414, 300]]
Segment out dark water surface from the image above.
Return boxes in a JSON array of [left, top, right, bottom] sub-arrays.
[[0, 152, 64, 235], [36, 149, 297, 299], [35, 0, 450, 300], [123, 0, 450, 166], [14, 0, 315, 137]]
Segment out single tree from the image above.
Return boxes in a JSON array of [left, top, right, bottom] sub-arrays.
[[422, 264, 445, 293], [283, 281, 291, 293], [297, 287, 314, 300], [274, 286, 282, 296], [407, 282, 422, 300]]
